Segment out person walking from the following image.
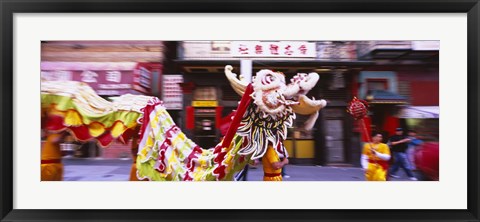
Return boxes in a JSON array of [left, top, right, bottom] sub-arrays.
[[361, 132, 391, 181], [388, 128, 418, 181], [406, 130, 423, 170]]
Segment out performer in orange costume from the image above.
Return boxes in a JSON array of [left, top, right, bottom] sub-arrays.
[[41, 131, 68, 181], [361, 133, 391, 181], [262, 146, 289, 181]]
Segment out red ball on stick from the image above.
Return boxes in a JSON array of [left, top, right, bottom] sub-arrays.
[[347, 97, 369, 120]]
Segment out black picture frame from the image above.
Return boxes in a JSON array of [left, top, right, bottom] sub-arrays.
[[1, 0, 479, 221]]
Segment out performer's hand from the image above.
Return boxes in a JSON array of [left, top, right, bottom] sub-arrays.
[[371, 150, 378, 156]]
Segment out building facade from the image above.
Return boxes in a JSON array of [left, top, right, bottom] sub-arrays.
[[171, 40, 439, 166], [172, 41, 371, 166]]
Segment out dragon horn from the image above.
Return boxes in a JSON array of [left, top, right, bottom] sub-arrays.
[[225, 65, 247, 96]]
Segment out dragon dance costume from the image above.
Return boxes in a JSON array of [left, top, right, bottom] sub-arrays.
[[41, 65, 327, 181]]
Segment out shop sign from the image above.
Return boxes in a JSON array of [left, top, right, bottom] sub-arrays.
[[41, 70, 134, 96], [162, 75, 184, 110], [192, 100, 218, 107], [133, 66, 152, 94], [231, 41, 316, 58]]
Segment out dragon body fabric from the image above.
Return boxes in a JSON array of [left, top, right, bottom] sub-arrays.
[[135, 88, 254, 181], [41, 65, 327, 181], [41, 81, 152, 146]]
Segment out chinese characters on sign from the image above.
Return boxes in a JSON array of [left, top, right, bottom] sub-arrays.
[[80, 70, 99, 83], [231, 41, 316, 58], [162, 75, 184, 110], [41, 70, 73, 81], [41, 70, 133, 96], [138, 68, 151, 89], [133, 67, 152, 94], [105, 71, 122, 83]]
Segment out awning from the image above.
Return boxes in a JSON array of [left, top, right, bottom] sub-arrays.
[[366, 90, 407, 104], [398, 106, 439, 119]]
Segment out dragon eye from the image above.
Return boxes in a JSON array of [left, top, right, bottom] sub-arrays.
[[262, 74, 276, 84]]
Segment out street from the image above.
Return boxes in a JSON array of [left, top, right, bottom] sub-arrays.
[[63, 158, 421, 181]]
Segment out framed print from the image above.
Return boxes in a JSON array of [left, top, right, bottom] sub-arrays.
[[1, 0, 479, 221]]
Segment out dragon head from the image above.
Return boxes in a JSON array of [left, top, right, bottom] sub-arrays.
[[225, 65, 327, 122]]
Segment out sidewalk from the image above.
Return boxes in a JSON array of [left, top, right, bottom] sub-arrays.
[[63, 158, 420, 181]]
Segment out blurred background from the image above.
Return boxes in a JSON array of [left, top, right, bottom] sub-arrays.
[[41, 40, 439, 181]]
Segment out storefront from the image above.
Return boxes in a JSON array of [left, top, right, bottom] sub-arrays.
[[176, 41, 370, 165], [188, 101, 223, 149], [181, 86, 224, 149], [314, 69, 360, 166]]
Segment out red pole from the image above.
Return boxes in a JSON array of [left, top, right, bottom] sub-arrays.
[[360, 118, 372, 143]]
